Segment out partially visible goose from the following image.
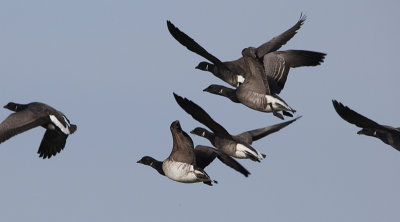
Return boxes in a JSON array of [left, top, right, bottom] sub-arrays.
[[173, 93, 265, 162], [138, 144, 250, 179], [204, 47, 296, 119], [137, 120, 217, 186], [167, 14, 325, 90], [191, 116, 301, 146], [332, 100, 400, 151], [0, 102, 77, 159]]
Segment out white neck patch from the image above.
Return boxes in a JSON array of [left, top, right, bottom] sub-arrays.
[[237, 75, 245, 84], [49, 115, 70, 134]]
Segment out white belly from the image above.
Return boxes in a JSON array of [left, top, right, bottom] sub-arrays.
[[162, 160, 198, 183]]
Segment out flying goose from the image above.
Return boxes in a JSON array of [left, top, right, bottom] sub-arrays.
[[167, 14, 326, 92], [0, 102, 77, 158], [332, 100, 400, 151], [191, 116, 301, 146], [138, 144, 250, 179], [203, 47, 296, 119], [173, 93, 266, 162], [138, 120, 217, 186]]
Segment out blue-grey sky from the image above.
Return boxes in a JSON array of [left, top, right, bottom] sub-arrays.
[[1, 0, 399, 221]]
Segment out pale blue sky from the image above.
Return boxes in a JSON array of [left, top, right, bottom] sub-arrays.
[[0, 0, 399, 221]]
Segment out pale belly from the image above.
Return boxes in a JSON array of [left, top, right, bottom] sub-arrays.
[[238, 92, 288, 113], [162, 160, 199, 183]]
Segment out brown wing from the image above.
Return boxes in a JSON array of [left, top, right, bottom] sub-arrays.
[[240, 48, 270, 94], [194, 145, 218, 169], [173, 93, 233, 140], [256, 13, 306, 58], [263, 50, 326, 94], [236, 48, 270, 110], [234, 116, 301, 144], [0, 109, 48, 143], [195, 145, 250, 177], [169, 121, 196, 165], [332, 100, 388, 130], [167, 20, 223, 65], [223, 57, 246, 76]]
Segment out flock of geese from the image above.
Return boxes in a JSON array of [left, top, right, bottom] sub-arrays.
[[0, 14, 399, 186]]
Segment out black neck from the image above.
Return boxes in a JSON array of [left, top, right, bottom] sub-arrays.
[[206, 85, 239, 103], [151, 159, 165, 176], [200, 129, 216, 145], [16, 104, 28, 112]]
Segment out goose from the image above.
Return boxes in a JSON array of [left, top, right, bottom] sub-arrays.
[[138, 144, 250, 179], [167, 14, 325, 91], [173, 93, 265, 162], [138, 120, 217, 186], [332, 100, 400, 151], [0, 102, 77, 158], [191, 116, 301, 146], [204, 47, 296, 119]]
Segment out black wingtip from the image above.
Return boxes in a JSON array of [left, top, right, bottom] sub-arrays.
[[299, 12, 307, 23], [166, 20, 175, 31], [166, 20, 182, 38], [173, 93, 194, 112], [173, 92, 183, 104], [332, 99, 342, 112], [332, 99, 353, 123]]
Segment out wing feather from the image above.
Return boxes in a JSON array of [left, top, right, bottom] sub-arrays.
[[0, 109, 48, 143], [256, 13, 306, 58], [173, 93, 233, 139]]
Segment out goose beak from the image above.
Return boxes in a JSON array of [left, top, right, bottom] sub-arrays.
[[357, 130, 363, 135]]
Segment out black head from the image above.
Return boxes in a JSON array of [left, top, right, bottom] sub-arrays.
[[190, 127, 209, 137], [137, 156, 165, 175], [3, 102, 24, 112], [196, 62, 214, 72], [137, 156, 156, 166]]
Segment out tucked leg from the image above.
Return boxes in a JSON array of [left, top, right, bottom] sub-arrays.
[[282, 110, 293, 117], [269, 103, 284, 120]]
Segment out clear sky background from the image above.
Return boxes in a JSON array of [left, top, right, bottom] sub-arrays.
[[0, 0, 399, 221]]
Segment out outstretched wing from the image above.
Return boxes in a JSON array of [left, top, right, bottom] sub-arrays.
[[256, 13, 306, 58], [264, 50, 326, 94], [37, 130, 68, 159], [332, 100, 386, 130], [167, 20, 223, 65], [195, 145, 250, 177], [0, 109, 48, 144], [235, 116, 301, 144], [173, 93, 233, 139]]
